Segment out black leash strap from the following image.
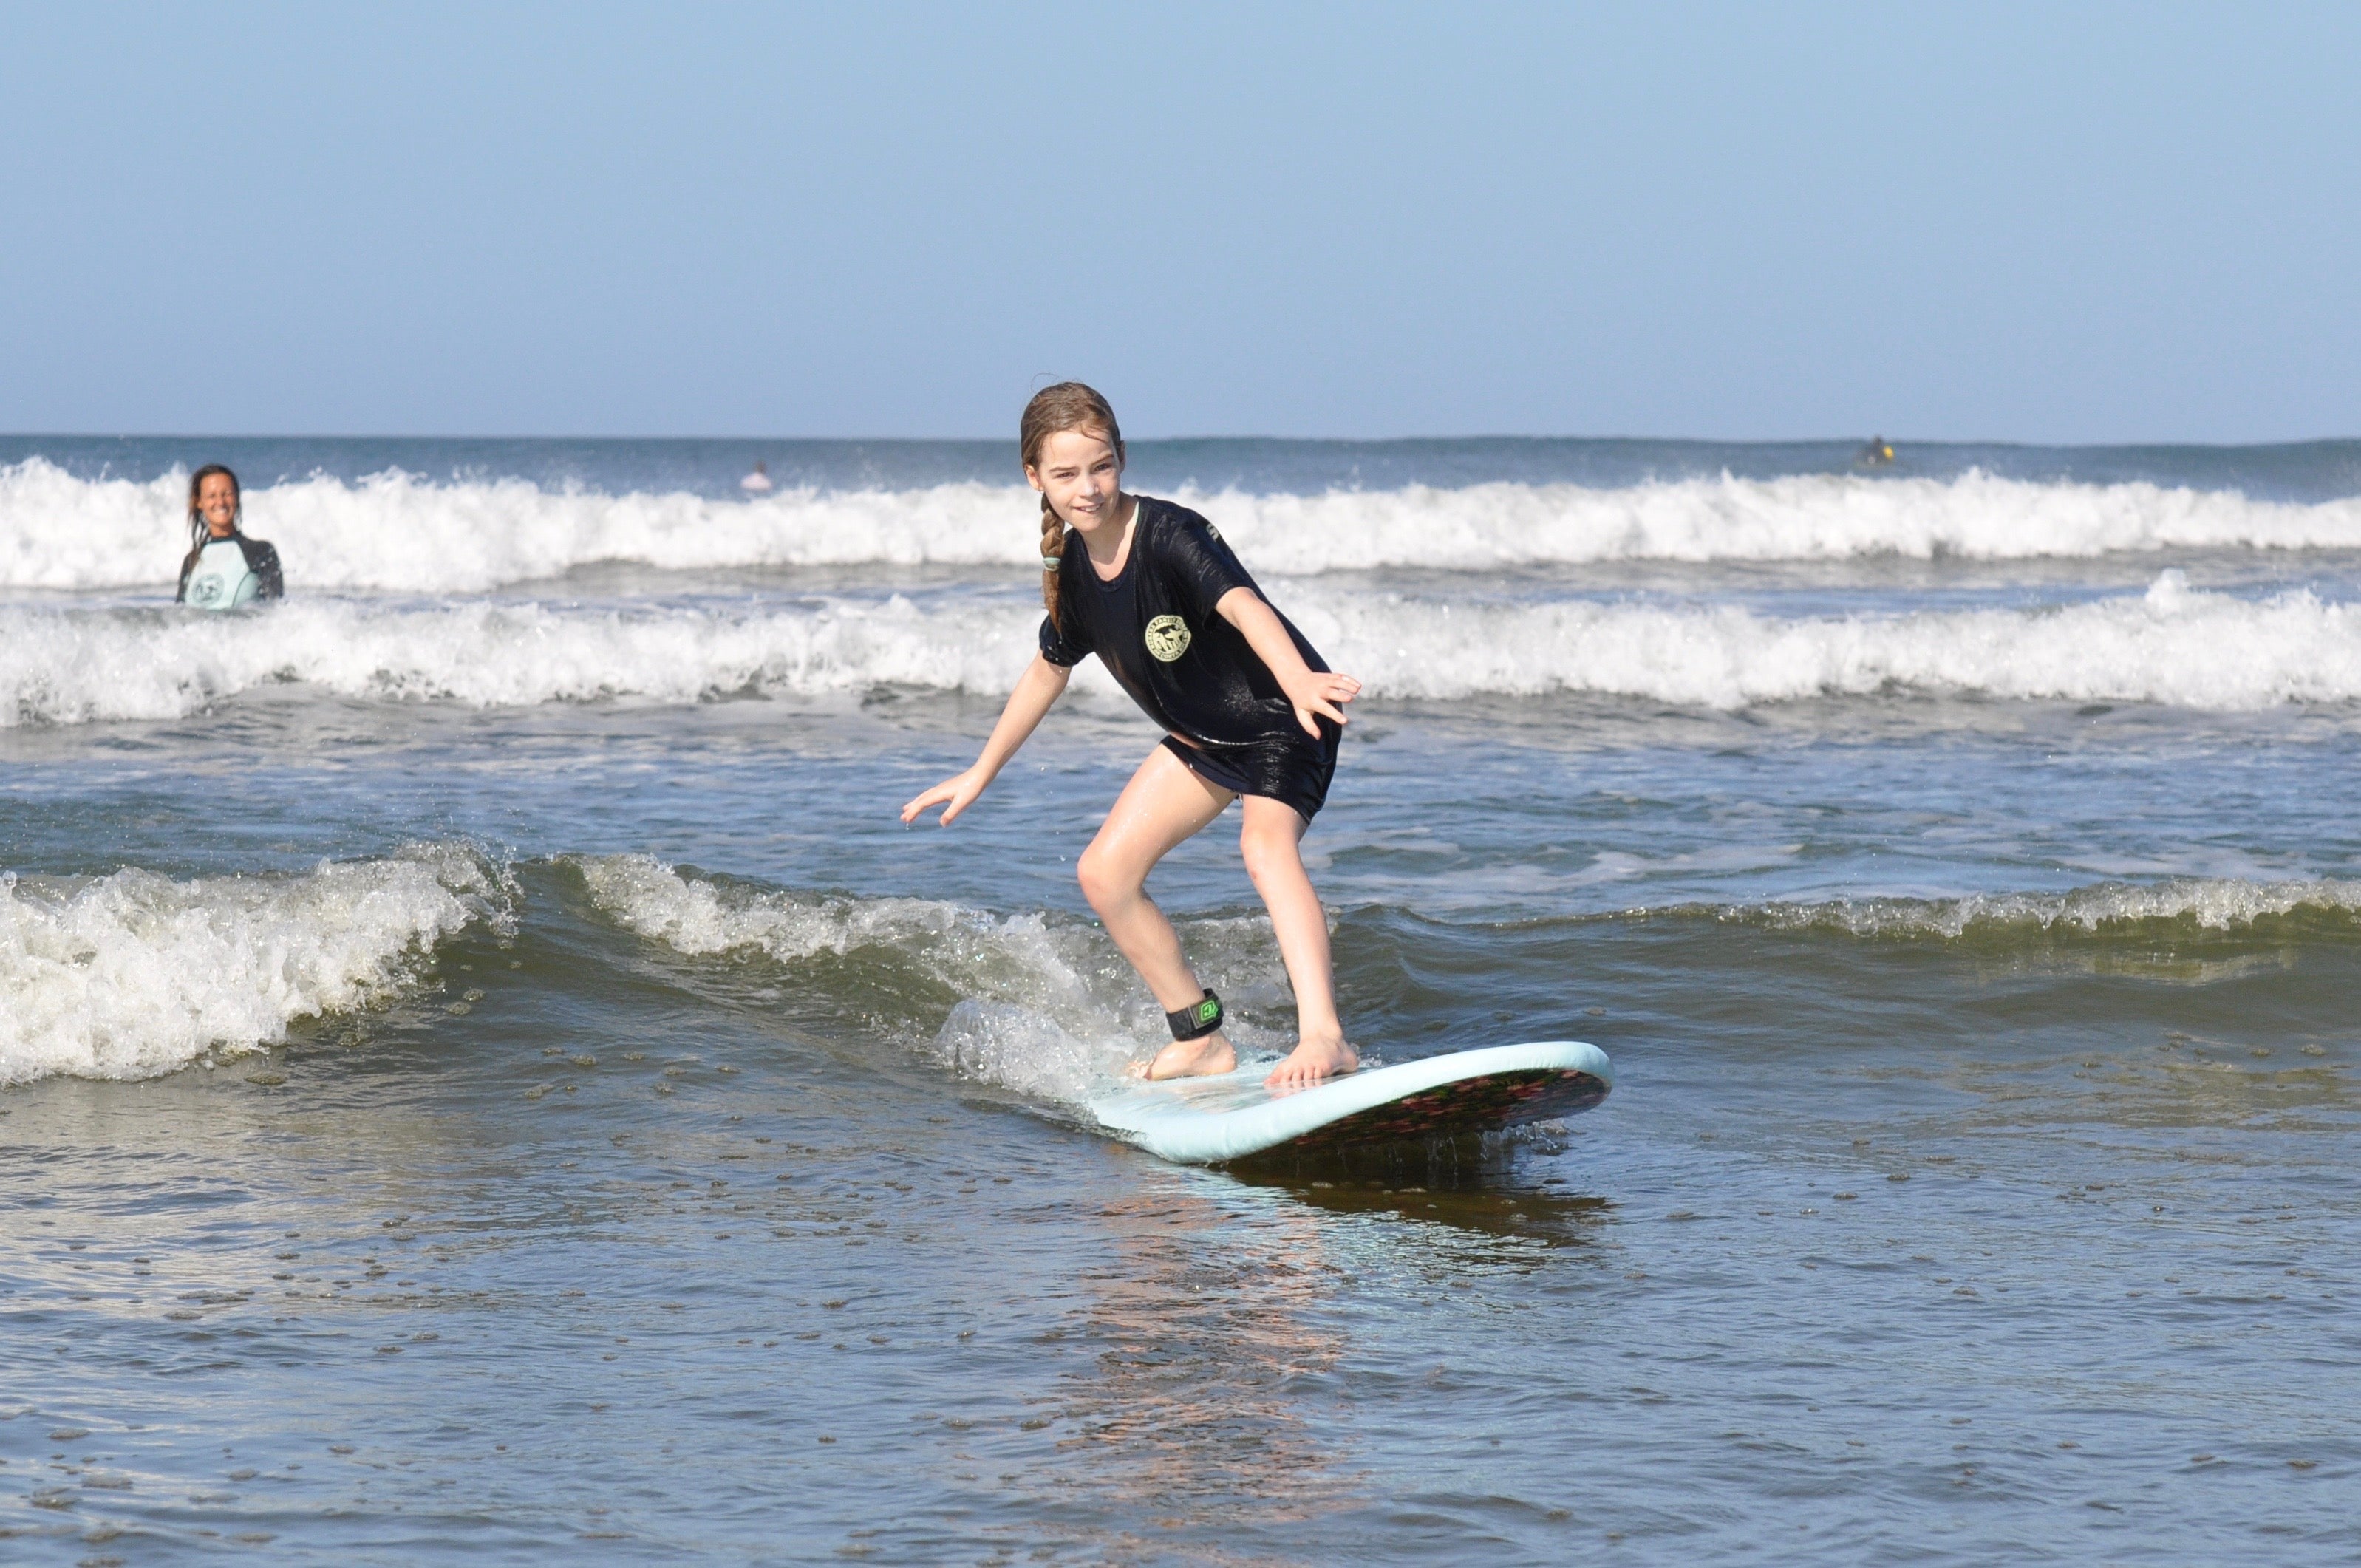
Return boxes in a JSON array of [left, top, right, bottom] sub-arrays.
[[1165, 989, 1224, 1041]]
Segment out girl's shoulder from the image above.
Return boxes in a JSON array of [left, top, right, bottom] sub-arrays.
[[1131, 495, 1254, 603], [1136, 493, 1207, 521], [1133, 494, 1220, 544]]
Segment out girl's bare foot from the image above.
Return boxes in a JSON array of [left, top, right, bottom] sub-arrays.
[[1133, 1030, 1237, 1081], [1264, 1033, 1357, 1092]]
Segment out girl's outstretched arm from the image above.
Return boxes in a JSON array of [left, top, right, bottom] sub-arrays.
[[901, 653, 1072, 825], [1214, 587, 1361, 737]]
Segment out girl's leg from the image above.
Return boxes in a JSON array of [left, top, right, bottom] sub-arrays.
[[1077, 746, 1238, 1080], [1238, 795, 1359, 1090]]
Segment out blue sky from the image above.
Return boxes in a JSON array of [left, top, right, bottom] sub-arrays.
[[4, 1, 2355, 441]]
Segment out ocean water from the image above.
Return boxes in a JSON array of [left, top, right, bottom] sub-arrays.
[[3, 435, 2358, 1563]]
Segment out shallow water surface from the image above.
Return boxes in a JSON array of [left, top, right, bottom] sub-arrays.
[[4, 437, 2360, 1562]]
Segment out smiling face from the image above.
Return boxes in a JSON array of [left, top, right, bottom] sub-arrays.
[[1024, 426, 1125, 537], [196, 472, 239, 538]]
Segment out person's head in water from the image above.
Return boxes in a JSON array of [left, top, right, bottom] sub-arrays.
[[188, 465, 241, 548], [1020, 382, 1125, 625]]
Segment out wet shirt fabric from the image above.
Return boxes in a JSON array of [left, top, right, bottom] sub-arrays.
[[177, 533, 285, 610], [1039, 495, 1341, 819]]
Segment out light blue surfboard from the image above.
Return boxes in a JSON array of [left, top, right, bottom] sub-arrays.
[[1087, 1040, 1612, 1166]]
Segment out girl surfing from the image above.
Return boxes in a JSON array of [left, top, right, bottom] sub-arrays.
[[902, 384, 1361, 1091]]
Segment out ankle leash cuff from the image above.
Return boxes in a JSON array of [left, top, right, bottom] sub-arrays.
[[1165, 989, 1223, 1042]]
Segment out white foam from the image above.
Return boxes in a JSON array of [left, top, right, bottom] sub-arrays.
[[10, 457, 2361, 592], [0, 596, 1049, 725], [575, 854, 1289, 1102], [1207, 472, 2361, 573], [7, 573, 2360, 723], [0, 845, 505, 1085], [1298, 569, 2361, 709], [1742, 876, 2361, 939]]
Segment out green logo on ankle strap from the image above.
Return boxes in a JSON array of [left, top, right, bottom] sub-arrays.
[[1193, 999, 1219, 1026]]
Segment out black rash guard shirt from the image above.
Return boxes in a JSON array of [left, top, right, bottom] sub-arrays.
[[1038, 495, 1341, 818]]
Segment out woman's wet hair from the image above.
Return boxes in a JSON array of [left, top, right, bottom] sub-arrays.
[[186, 463, 242, 550], [1020, 383, 1123, 627]]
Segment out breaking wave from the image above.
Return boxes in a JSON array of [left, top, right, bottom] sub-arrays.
[[1734, 876, 2361, 940], [4, 572, 2360, 724], [0, 845, 508, 1084], [9, 457, 2361, 592], [573, 854, 1289, 1102]]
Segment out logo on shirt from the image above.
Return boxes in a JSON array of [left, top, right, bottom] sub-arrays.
[[1145, 614, 1191, 662]]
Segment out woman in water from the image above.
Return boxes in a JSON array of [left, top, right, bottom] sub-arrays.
[[175, 464, 284, 609], [902, 384, 1361, 1090]]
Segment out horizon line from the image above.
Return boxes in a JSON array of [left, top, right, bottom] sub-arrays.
[[5, 431, 2357, 451]]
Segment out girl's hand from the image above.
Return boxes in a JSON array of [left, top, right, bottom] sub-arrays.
[[899, 655, 1069, 830], [902, 766, 989, 826], [1278, 669, 1361, 737]]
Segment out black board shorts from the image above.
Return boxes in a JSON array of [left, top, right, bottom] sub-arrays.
[[1161, 720, 1340, 823]]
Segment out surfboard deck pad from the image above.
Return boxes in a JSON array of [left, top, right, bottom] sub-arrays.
[[1086, 1041, 1611, 1166]]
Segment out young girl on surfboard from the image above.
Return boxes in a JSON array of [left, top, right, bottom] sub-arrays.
[[902, 383, 1362, 1091]]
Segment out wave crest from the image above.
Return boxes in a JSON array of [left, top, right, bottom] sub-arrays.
[[574, 855, 1288, 1102], [1735, 876, 2361, 940], [10, 457, 2361, 591], [5, 573, 2359, 724], [0, 845, 507, 1084]]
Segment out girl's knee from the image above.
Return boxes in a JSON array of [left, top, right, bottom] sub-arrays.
[[1239, 819, 1302, 885], [1076, 843, 1132, 910]]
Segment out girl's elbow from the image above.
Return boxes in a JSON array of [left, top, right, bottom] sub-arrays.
[[1023, 658, 1072, 708]]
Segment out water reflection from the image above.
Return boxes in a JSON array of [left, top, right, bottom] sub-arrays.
[[1012, 1135, 1620, 1552], [1244, 1173, 1615, 1247], [1044, 1159, 1357, 1530]]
